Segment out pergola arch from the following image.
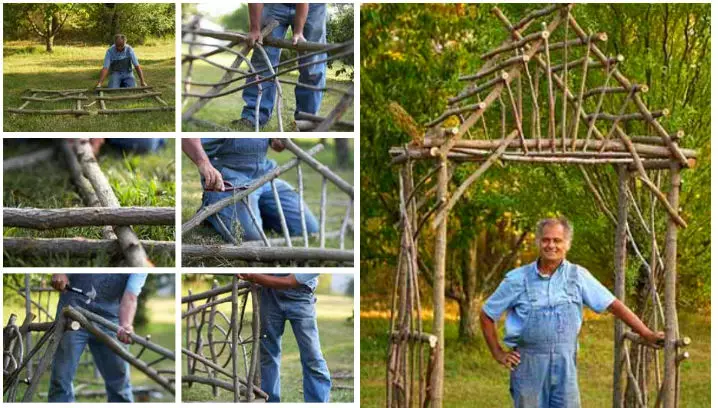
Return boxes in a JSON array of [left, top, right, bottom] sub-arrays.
[[386, 4, 694, 408]]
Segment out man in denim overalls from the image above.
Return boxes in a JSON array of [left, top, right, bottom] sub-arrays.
[[237, 3, 327, 128], [48, 273, 148, 402], [96, 34, 148, 89], [182, 138, 319, 243], [238, 273, 331, 402], [480, 218, 663, 408]]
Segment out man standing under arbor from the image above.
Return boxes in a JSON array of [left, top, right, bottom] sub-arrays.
[[48, 273, 148, 402], [235, 3, 327, 129], [96, 34, 148, 89], [480, 217, 663, 408]]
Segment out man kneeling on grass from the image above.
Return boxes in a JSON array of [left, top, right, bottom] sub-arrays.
[[238, 273, 331, 402], [96, 34, 148, 89]]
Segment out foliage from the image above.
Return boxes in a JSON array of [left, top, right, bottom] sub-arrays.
[[327, 3, 354, 80], [219, 4, 250, 33]]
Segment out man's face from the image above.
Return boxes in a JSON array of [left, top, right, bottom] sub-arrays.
[[539, 223, 570, 263], [115, 38, 125, 50]]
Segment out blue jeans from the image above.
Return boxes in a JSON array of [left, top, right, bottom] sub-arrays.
[[106, 138, 166, 154], [48, 325, 133, 402], [108, 72, 136, 88], [260, 288, 331, 402], [241, 3, 327, 125], [203, 178, 319, 243]]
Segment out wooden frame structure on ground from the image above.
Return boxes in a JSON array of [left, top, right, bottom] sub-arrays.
[[182, 16, 354, 132], [386, 5, 694, 408], [3, 139, 175, 267], [182, 139, 354, 266], [182, 277, 267, 402], [3, 301, 175, 402], [6, 87, 174, 116]]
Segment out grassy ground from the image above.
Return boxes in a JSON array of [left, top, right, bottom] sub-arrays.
[[181, 138, 353, 267], [181, 276, 354, 402], [3, 40, 175, 132], [360, 298, 711, 407], [3, 139, 176, 267], [181, 50, 353, 132], [3, 284, 175, 402]]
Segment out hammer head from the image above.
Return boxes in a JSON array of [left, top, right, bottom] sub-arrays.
[[84, 285, 97, 304]]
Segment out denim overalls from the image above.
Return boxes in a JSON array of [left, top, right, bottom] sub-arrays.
[[241, 4, 327, 125], [510, 266, 582, 408], [200, 138, 319, 242], [48, 274, 133, 402], [259, 274, 331, 402], [103, 45, 138, 89], [106, 138, 166, 154]]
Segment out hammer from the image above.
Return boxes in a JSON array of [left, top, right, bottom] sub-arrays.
[[66, 284, 97, 304]]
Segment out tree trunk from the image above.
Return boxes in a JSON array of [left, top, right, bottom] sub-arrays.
[[458, 296, 478, 339], [458, 236, 479, 339], [335, 138, 350, 169]]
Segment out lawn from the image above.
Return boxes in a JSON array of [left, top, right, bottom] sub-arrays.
[[360, 298, 711, 407], [181, 138, 354, 267], [3, 280, 175, 403], [3, 138, 176, 267], [181, 276, 355, 402], [3, 40, 175, 132], [181, 49, 353, 132]]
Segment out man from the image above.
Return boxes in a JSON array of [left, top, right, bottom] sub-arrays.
[[238, 273, 331, 402], [48, 273, 148, 402], [480, 218, 663, 408], [96, 34, 148, 89], [182, 138, 318, 243], [236, 3, 327, 128], [87, 138, 167, 155]]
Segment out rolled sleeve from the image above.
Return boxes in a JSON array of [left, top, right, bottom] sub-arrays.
[[103, 49, 111, 69], [294, 273, 319, 285], [125, 273, 148, 296], [579, 268, 616, 313], [130, 47, 140, 67], [482, 275, 521, 322]]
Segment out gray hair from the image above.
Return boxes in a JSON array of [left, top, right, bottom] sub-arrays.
[[535, 217, 573, 246], [114, 34, 126, 42]]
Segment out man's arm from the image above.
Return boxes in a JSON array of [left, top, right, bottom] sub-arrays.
[[134, 65, 147, 86], [117, 291, 138, 344], [247, 4, 264, 48], [292, 4, 309, 45], [97, 68, 109, 87], [238, 274, 300, 290], [181, 138, 224, 191], [480, 311, 521, 370], [607, 299, 664, 344], [51, 274, 69, 291]]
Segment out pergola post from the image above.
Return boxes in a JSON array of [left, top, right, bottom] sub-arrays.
[[662, 163, 681, 408], [430, 157, 448, 408], [613, 165, 628, 408]]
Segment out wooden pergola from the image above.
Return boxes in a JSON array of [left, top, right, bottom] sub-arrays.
[[387, 5, 694, 408]]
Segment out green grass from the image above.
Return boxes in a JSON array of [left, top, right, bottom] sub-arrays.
[[181, 51, 353, 132], [3, 40, 175, 132], [181, 139, 353, 267], [181, 277, 354, 402], [3, 139, 176, 267], [3, 291, 175, 403], [360, 301, 711, 407]]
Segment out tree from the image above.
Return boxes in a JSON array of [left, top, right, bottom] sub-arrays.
[[334, 139, 350, 169], [18, 3, 76, 52], [219, 5, 250, 33]]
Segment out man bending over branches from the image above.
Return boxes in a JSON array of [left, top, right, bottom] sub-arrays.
[[48, 273, 147, 402], [480, 217, 663, 408], [96, 34, 148, 89]]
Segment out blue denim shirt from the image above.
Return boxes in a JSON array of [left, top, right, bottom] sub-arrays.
[[103, 45, 139, 72], [482, 260, 615, 347], [201, 138, 277, 189], [269, 273, 319, 301]]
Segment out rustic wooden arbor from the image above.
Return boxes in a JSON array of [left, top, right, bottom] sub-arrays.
[[386, 5, 695, 408], [6, 87, 174, 115], [182, 16, 354, 132]]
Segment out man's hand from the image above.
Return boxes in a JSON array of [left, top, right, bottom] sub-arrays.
[[117, 325, 134, 344], [643, 330, 665, 345], [494, 349, 521, 370], [90, 138, 105, 156], [247, 28, 262, 49], [237, 273, 257, 283], [292, 32, 306, 46], [95, 82, 103, 88], [140, 79, 148, 87], [199, 160, 224, 191], [270, 139, 285, 152], [51, 274, 69, 292]]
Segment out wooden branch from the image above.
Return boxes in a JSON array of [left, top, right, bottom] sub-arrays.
[[624, 331, 661, 350], [4, 207, 175, 229], [586, 110, 669, 122], [182, 245, 354, 263], [94, 86, 154, 92], [20, 95, 88, 102], [448, 74, 506, 105], [283, 139, 353, 198], [7, 109, 89, 115], [4, 147, 55, 172], [460, 55, 529, 81], [74, 139, 153, 266], [98, 106, 175, 114], [313, 90, 354, 132], [95, 92, 162, 101], [185, 27, 345, 53], [548, 54, 622, 73], [295, 112, 354, 130], [390, 331, 438, 348], [3, 237, 174, 258], [480, 31, 548, 60], [584, 84, 648, 98], [182, 144, 323, 234], [535, 32, 608, 53]]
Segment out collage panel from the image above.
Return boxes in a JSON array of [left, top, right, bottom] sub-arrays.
[[181, 273, 354, 403], [181, 3, 354, 133], [181, 137, 354, 267], [3, 138, 176, 267], [3, 3, 176, 132], [3, 273, 176, 402]]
